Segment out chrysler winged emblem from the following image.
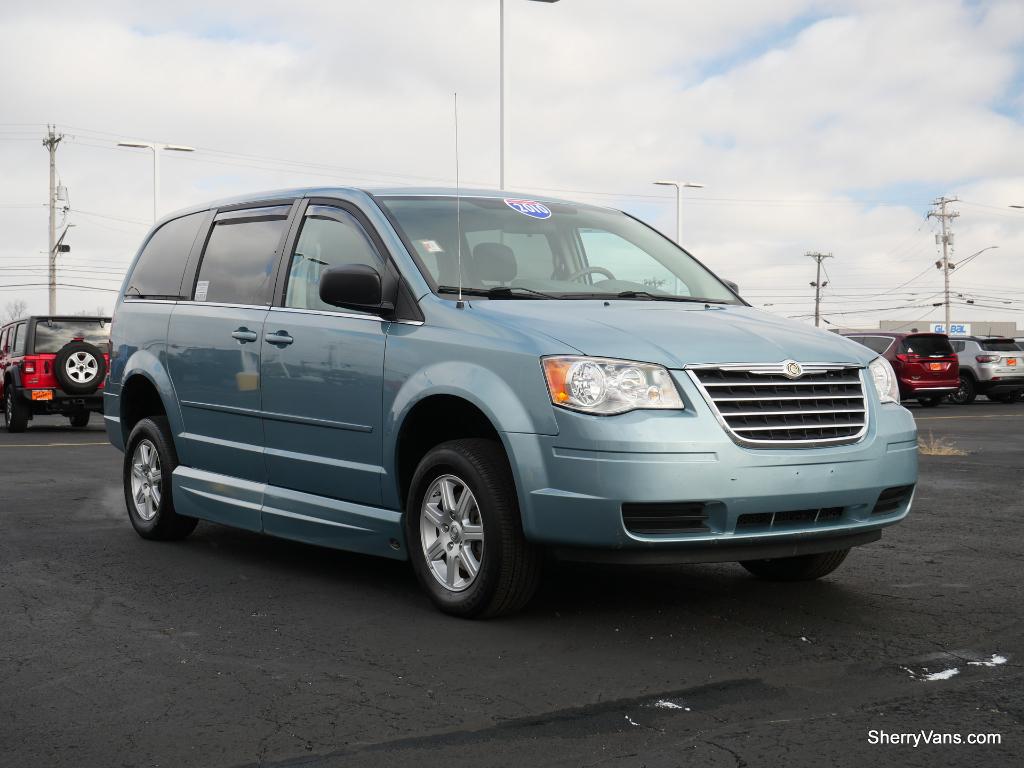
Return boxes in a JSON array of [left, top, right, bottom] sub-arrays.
[[783, 360, 804, 379]]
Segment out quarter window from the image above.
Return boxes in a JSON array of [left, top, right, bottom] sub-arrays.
[[284, 208, 383, 313], [125, 212, 206, 299], [12, 323, 26, 356], [194, 208, 290, 306]]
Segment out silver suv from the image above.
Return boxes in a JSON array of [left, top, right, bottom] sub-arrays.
[[948, 337, 1024, 404]]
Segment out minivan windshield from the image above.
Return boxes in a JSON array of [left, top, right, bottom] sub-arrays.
[[32, 318, 109, 354], [377, 195, 741, 303]]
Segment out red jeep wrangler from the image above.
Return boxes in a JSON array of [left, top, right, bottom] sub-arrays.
[[0, 315, 110, 432]]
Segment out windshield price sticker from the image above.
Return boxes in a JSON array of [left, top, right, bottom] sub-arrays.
[[504, 199, 552, 219]]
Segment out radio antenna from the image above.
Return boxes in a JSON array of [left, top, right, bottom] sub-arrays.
[[454, 91, 464, 307]]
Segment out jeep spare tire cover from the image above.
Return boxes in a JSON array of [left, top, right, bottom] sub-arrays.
[[54, 341, 107, 394]]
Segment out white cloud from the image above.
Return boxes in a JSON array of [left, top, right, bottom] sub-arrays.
[[0, 0, 1021, 328]]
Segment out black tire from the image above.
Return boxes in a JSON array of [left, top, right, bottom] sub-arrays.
[[54, 341, 107, 395], [948, 374, 976, 405], [405, 438, 542, 618], [69, 412, 90, 428], [917, 395, 944, 408], [741, 548, 850, 581], [3, 384, 29, 433], [123, 416, 197, 541]]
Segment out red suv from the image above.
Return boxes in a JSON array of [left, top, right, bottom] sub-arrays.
[[844, 331, 959, 407], [0, 315, 110, 432]]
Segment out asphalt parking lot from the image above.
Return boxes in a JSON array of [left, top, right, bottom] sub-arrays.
[[2, 404, 1022, 767]]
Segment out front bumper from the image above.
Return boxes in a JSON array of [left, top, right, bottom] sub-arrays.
[[504, 371, 918, 559]]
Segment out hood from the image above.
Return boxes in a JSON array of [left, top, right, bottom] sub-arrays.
[[468, 300, 874, 368]]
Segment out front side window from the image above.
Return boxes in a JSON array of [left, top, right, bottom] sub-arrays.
[[194, 208, 289, 306], [378, 195, 739, 303], [125, 212, 206, 299], [32, 319, 110, 354], [284, 207, 383, 313]]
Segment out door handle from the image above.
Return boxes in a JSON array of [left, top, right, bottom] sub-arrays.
[[264, 331, 294, 347], [231, 328, 258, 343]]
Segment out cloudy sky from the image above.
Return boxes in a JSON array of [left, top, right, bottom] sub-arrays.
[[1, 0, 1022, 330]]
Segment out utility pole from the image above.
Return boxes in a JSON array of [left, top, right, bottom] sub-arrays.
[[807, 252, 833, 327], [927, 196, 959, 334], [43, 125, 64, 315]]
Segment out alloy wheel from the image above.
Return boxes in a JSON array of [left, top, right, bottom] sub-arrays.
[[130, 439, 162, 521], [419, 474, 485, 592], [65, 351, 99, 385]]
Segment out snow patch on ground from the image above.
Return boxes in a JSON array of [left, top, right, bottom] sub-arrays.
[[967, 654, 1007, 667], [625, 715, 640, 727], [652, 699, 691, 711], [922, 668, 960, 681]]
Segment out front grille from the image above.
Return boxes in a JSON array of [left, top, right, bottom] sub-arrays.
[[622, 502, 708, 535], [689, 363, 868, 447], [736, 506, 843, 529], [873, 485, 914, 515]]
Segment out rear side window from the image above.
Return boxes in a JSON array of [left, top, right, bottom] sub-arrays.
[[951, 340, 965, 352], [194, 207, 290, 306], [32, 319, 110, 354], [126, 212, 206, 299], [979, 340, 1018, 352], [901, 335, 954, 356], [0, 327, 8, 353], [12, 323, 26, 355]]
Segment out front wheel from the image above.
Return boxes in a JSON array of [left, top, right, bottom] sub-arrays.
[[405, 439, 542, 618], [123, 417, 197, 540], [741, 548, 850, 581], [3, 386, 29, 433], [948, 374, 976, 405]]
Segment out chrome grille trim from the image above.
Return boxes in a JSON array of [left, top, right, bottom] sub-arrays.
[[686, 362, 869, 448]]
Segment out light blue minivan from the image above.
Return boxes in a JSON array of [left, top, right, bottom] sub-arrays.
[[105, 187, 918, 617]]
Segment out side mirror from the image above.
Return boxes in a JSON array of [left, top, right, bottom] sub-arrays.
[[319, 264, 394, 314], [723, 279, 740, 295]]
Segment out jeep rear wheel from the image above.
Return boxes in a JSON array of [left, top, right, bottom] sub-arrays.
[[69, 412, 90, 428], [123, 416, 197, 540], [405, 439, 542, 618], [741, 548, 850, 581], [3, 386, 29, 433]]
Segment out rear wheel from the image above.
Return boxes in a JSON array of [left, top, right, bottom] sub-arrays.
[[948, 374, 976, 405], [123, 416, 197, 540], [741, 548, 850, 581], [917, 395, 944, 408], [69, 412, 90, 428], [3, 385, 29, 433], [405, 438, 542, 618]]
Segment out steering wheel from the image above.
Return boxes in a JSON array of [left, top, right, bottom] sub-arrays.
[[567, 265, 616, 283]]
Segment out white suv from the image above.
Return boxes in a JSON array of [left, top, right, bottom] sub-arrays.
[[948, 337, 1024, 404]]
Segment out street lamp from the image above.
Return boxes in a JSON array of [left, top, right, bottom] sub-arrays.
[[500, 0, 560, 190], [653, 180, 704, 245], [116, 141, 195, 222]]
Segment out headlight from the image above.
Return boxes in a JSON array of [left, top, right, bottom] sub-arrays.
[[542, 356, 684, 415], [868, 356, 900, 404]]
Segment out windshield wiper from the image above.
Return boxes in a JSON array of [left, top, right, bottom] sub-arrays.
[[616, 291, 729, 304], [437, 285, 556, 300]]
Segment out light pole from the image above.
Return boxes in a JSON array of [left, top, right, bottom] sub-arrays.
[[500, 0, 560, 190], [653, 180, 704, 245], [117, 141, 195, 222]]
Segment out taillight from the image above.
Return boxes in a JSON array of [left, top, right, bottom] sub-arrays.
[[23, 360, 35, 374], [976, 354, 999, 363], [895, 353, 914, 363]]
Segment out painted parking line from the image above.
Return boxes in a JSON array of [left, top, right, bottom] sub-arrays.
[[916, 414, 1024, 421], [0, 441, 110, 448]]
